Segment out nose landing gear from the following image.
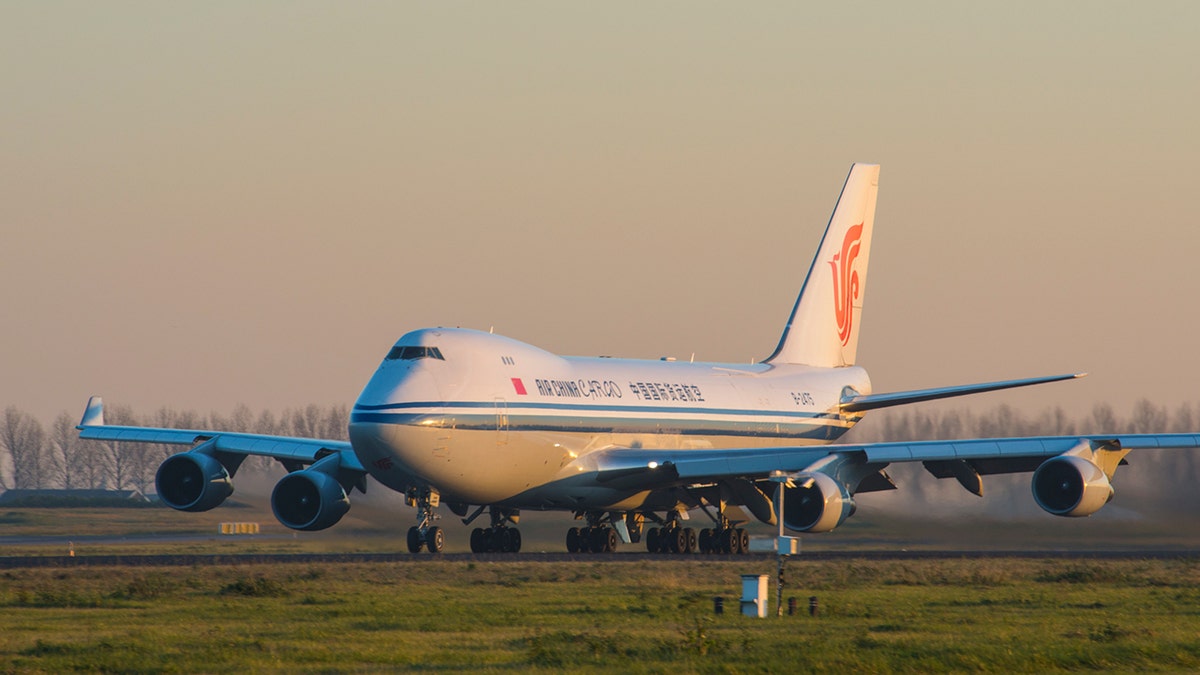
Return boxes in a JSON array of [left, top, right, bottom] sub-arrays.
[[405, 487, 444, 554]]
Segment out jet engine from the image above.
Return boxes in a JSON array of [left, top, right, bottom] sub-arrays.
[[155, 450, 234, 512], [782, 472, 856, 533], [271, 467, 351, 531], [1031, 454, 1114, 517]]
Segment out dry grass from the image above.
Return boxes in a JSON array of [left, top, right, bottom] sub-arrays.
[[1, 557, 1199, 673]]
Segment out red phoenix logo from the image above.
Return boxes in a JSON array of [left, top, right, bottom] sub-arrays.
[[828, 223, 864, 346]]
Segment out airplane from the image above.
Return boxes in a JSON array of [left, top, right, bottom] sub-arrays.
[[78, 163, 1200, 555]]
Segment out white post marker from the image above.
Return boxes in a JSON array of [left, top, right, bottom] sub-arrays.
[[740, 574, 769, 618], [770, 470, 800, 617]]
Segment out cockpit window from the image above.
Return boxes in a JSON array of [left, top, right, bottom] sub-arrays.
[[385, 346, 445, 361]]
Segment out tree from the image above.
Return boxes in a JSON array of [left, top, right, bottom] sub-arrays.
[[98, 404, 140, 490], [1090, 403, 1119, 434], [324, 405, 349, 441], [1127, 399, 1168, 435], [48, 411, 91, 489], [1, 406, 48, 488]]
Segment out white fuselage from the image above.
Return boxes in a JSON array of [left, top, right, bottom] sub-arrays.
[[347, 328, 870, 510]]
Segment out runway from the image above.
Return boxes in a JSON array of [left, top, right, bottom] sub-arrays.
[[2, 549, 1198, 569]]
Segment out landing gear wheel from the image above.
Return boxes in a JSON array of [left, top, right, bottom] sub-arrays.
[[738, 528, 750, 554], [589, 527, 617, 553], [407, 487, 442, 554], [499, 527, 519, 553], [721, 528, 738, 554], [698, 528, 713, 554], [646, 527, 660, 553], [670, 527, 687, 553], [470, 527, 486, 553], [407, 526, 424, 553], [683, 527, 697, 554], [589, 527, 606, 553], [566, 527, 582, 553], [426, 526, 444, 553]]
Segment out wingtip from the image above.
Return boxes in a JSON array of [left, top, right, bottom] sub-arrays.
[[79, 396, 104, 428]]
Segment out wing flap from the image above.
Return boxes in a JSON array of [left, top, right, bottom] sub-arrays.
[[861, 437, 1084, 464]]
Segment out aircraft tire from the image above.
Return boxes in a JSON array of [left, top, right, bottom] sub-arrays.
[[603, 527, 618, 553], [646, 527, 660, 553], [509, 528, 522, 553], [670, 528, 686, 553], [722, 528, 738, 554], [698, 528, 712, 554], [426, 526, 444, 553], [738, 529, 750, 554], [588, 527, 606, 553], [683, 528, 697, 554], [566, 527, 582, 553], [470, 527, 486, 553], [407, 526, 424, 553]]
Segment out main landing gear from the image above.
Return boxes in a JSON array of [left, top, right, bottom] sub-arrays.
[[645, 510, 751, 555], [697, 524, 750, 555], [566, 511, 632, 553], [469, 507, 522, 553], [645, 513, 697, 554], [406, 487, 444, 554]]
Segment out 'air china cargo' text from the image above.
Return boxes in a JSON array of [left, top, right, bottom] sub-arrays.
[[535, 379, 623, 399]]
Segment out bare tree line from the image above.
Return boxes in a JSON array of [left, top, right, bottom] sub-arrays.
[[1, 399, 1197, 496], [0, 404, 347, 493]]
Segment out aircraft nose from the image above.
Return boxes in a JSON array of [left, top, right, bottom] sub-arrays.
[[355, 361, 442, 410]]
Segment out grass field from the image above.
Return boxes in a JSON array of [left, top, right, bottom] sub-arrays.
[[2, 556, 1199, 673]]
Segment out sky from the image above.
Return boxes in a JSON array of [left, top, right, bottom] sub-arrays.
[[2, 2, 1199, 428]]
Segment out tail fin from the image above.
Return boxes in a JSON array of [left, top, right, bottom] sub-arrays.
[[765, 163, 880, 367]]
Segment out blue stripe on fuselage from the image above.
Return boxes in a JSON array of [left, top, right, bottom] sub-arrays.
[[353, 399, 848, 421], [349, 406, 854, 442]]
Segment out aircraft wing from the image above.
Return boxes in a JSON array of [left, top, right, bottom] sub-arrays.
[[585, 432, 1200, 483], [76, 396, 364, 472], [581, 432, 1200, 503]]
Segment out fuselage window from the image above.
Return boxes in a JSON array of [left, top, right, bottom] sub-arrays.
[[385, 346, 446, 361]]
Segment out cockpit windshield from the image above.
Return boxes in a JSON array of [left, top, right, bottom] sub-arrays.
[[385, 345, 445, 361]]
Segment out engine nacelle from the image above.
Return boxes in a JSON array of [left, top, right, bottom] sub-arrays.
[[782, 472, 856, 533], [1032, 454, 1114, 517], [155, 451, 234, 512], [271, 469, 350, 531]]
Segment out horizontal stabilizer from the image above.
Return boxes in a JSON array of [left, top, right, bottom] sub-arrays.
[[839, 373, 1085, 413]]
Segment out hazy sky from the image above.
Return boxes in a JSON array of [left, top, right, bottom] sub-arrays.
[[3, 2, 1198, 426]]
